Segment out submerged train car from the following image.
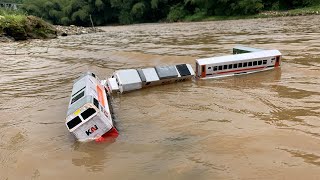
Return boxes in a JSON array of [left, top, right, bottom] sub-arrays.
[[106, 64, 195, 93], [196, 50, 282, 79], [66, 72, 117, 142], [232, 45, 264, 54]]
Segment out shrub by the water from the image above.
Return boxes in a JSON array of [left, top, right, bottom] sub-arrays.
[[0, 10, 57, 40]]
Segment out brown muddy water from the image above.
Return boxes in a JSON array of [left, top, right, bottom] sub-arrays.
[[0, 15, 320, 180]]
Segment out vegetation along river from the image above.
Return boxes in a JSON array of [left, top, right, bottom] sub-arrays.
[[0, 15, 319, 179]]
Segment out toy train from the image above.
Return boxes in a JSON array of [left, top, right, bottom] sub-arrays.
[[66, 46, 282, 141]]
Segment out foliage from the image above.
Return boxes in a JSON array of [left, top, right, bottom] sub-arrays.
[[14, 0, 320, 26], [167, 4, 187, 22], [0, 10, 57, 40]]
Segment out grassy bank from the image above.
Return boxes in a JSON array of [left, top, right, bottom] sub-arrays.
[[0, 9, 57, 41], [183, 5, 320, 22]]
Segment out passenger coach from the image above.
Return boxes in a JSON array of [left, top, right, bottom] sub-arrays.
[[196, 50, 282, 79]]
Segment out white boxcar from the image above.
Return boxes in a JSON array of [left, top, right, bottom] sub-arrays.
[[113, 69, 142, 93], [137, 68, 160, 87], [108, 64, 195, 93], [233, 45, 264, 54]]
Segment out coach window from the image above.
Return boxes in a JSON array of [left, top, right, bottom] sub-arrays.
[[233, 64, 238, 68], [243, 62, 248, 67], [248, 62, 253, 66], [258, 60, 262, 65], [208, 67, 212, 70], [213, 66, 218, 71], [218, 66, 223, 70], [223, 65, 228, 69], [263, 60, 267, 64], [253, 61, 257, 66], [228, 64, 233, 69], [238, 63, 243, 68]]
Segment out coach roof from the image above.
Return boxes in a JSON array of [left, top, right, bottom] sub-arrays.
[[196, 50, 281, 66]]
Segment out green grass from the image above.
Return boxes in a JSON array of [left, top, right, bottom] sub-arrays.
[[0, 9, 26, 34], [0, 8, 57, 40]]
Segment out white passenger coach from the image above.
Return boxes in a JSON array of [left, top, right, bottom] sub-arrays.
[[196, 50, 282, 79]]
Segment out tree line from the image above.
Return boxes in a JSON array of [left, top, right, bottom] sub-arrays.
[[12, 0, 320, 26]]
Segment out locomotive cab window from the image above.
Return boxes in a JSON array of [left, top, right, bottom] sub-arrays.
[[67, 116, 82, 130], [71, 91, 85, 104], [81, 108, 96, 120]]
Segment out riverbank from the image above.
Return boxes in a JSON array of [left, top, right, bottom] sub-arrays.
[[0, 13, 104, 42], [183, 5, 320, 22], [0, 15, 57, 42], [1, 5, 319, 42]]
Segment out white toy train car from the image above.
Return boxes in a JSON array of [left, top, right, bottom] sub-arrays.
[[106, 64, 195, 93], [196, 50, 282, 79], [66, 72, 117, 142]]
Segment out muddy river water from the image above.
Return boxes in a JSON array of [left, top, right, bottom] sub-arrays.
[[0, 15, 320, 179]]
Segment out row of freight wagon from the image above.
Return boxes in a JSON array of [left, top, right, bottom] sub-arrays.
[[105, 64, 195, 93]]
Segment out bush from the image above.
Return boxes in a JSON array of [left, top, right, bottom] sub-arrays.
[[0, 13, 57, 40], [131, 2, 145, 19], [234, 0, 264, 15], [184, 10, 206, 21], [167, 4, 187, 22], [118, 10, 133, 24]]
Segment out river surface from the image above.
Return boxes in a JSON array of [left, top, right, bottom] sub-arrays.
[[0, 15, 320, 179]]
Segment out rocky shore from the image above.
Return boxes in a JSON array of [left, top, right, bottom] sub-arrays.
[[259, 10, 319, 17], [55, 25, 104, 36]]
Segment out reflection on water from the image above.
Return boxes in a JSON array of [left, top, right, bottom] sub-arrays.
[[0, 15, 320, 179], [71, 141, 114, 172], [280, 148, 320, 166]]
